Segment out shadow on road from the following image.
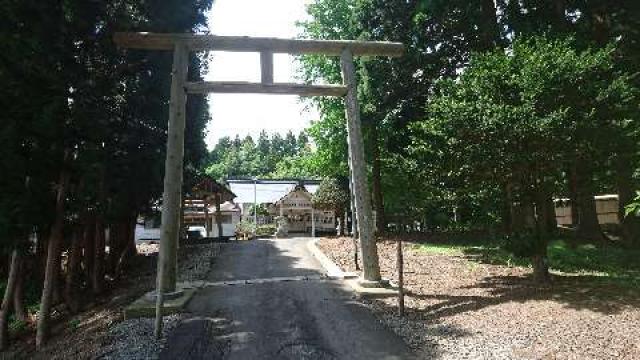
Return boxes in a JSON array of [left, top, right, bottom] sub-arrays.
[[160, 238, 418, 360]]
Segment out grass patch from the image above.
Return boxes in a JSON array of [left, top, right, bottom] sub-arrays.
[[415, 243, 467, 256], [415, 238, 640, 287]]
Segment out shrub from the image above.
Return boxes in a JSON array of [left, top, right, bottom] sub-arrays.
[[256, 224, 276, 237]]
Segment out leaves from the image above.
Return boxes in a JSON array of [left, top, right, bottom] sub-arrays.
[[311, 177, 350, 212]]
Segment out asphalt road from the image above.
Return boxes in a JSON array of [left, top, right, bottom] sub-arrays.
[[160, 238, 415, 360]]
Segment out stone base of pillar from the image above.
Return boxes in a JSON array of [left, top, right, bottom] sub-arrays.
[[144, 288, 185, 302], [357, 277, 390, 289]]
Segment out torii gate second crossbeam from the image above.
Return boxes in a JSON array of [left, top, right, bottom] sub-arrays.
[[113, 32, 404, 336]]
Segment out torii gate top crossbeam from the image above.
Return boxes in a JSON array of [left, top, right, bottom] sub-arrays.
[[114, 32, 404, 57]]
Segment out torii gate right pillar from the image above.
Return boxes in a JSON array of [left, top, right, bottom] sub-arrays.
[[341, 49, 382, 284]]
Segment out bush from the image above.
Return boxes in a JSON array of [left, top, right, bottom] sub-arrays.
[[235, 221, 256, 240], [256, 224, 276, 237]]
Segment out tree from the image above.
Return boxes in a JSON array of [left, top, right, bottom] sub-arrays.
[[0, 0, 213, 350], [299, 0, 507, 231], [205, 130, 313, 180], [410, 36, 638, 280], [312, 177, 351, 234]]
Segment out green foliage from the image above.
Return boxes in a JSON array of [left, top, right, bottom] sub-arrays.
[[68, 319, 81, 332], [248, 204, 269, 217], [624, 191, 640, 217], [311, 177, 350, 213], [410, 36, 638, 231], [256, 224, 277, 237], [299, 0, 640, 245], [9, 319, 28, 334], [235, 221, 256, 238], [0, 0, 213, 244], [205, 130, 315, 180]]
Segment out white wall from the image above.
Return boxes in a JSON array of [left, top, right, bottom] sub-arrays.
[[134, 224, 161, 242]]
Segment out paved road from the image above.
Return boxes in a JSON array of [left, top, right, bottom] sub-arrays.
[[161, 238, 414, 360]]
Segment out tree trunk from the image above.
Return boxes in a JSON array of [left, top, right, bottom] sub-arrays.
[[107, 223, 120, 276], [478, 0, 500, 50], [568, 165, 580, 226], [0, 250, 22, 351], [551, 0, 568, 32], [532, 184, 553, 283], [370, 124, 386, 235], [93, 169, 106, 294], [531, 254, 551, 283], [575, 162, 606, 242], [513, 198, 536, 233], [35, 227, 49, 286], [544, 194, 558, 235], [13, 257, 27, 323], [215, 194, 223, 239], [83, 214, 96, 292], [502, 182, 514, 235], [65, 228, 83, 314], [114, 216, 137, 277], [93, 215, 106, 295], [36, 168, 70, 349]]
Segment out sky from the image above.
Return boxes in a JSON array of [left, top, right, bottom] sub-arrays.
[[204, 0, 319, 149]]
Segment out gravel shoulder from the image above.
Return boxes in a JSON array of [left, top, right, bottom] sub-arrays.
[[318, 237, 640, 360]]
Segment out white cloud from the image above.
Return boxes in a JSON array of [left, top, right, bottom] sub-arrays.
[[204, 0, 319, 148]]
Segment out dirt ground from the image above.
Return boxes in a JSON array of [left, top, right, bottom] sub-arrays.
[[318, 237, 640, 360], [2, 243, 218, 360]]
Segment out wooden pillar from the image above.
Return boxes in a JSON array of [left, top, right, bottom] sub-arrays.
[[215, 193, 223, 238], [204, 198, 210, 238], [340, 49, 381, 283], [260, 51, 274, 84], [347, 151, 359, 238], [155, 41, 188, 338], [156, 41, 188, 295], [311, 207, 316, 238]]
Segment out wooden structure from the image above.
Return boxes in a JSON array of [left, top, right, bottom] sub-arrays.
[[271, 184, 335, 235], [185, 177, 237, 238], [114, 32, 404, 335], [554, 194, 621, 227]]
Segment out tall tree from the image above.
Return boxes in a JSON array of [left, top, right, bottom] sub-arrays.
[[410, 37, 637, 279]]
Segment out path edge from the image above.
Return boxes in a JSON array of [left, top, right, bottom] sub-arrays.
[[307, 238, 357, 279]]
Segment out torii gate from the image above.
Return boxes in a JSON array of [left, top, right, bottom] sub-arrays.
[[113, 32, 404, 334]]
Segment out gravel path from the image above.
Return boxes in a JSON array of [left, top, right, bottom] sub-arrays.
[[96, 315, 184, 360], [318, 237, 640, 360]]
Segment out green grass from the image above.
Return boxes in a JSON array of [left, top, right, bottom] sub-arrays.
[[415, 243, 468, 256], [416, 239, 640, 287]]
